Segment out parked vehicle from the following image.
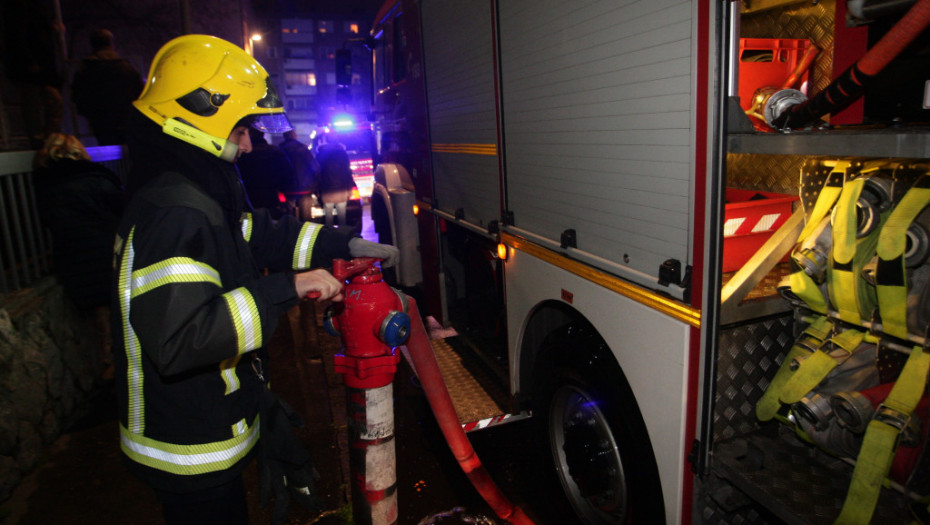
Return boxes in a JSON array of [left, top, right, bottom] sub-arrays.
[[368, 1, 930, 523]]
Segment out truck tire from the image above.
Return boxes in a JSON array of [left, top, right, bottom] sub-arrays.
[[532, 324, 665, 525]]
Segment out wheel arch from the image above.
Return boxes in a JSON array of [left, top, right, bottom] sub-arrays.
[[515, 299, 668, 524], [515, 300, 640, 419]]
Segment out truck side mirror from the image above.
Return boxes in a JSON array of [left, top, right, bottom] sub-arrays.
[[336, 49, 352, 86]]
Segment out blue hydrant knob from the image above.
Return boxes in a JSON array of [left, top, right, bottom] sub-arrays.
[[379, 311, 411, 347]]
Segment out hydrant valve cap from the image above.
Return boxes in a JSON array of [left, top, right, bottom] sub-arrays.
[[380, 310, 412, 347]]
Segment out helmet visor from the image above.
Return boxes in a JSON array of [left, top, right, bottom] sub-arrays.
[[250, 113, 293, 134]]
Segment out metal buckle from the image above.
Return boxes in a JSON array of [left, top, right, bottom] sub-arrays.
[[873, 404, 911, 433]]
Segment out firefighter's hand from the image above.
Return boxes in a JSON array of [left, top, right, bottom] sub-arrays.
[[348, 237, 400, 267], [295, 269, 344, 302]]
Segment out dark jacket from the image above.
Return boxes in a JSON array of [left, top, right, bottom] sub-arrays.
[[34, 158, 123, 309], [280, 137, 319, 195], [315, 144, 356, 196], [237, 135, 296, 219], [114, 114, 352, 493], [72, 50, 144, 145]]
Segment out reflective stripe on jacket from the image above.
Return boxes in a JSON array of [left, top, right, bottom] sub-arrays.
[[113, 171, 349, 492]]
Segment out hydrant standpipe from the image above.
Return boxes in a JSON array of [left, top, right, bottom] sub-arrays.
[[325, 258, 410, 525]]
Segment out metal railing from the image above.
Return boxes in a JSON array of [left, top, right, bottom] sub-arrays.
[[0, 145, 130, 294]]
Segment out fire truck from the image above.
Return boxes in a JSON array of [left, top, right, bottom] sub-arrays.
[[365, 0, 930, 523]]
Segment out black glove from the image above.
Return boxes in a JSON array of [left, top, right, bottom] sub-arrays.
[[258, 388, 324, 524], [348, 237, 400, 267]]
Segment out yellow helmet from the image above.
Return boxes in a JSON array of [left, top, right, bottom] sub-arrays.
[[133, 34, 291, 161]]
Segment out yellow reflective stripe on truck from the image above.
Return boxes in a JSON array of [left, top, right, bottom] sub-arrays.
[[431, 143, 498, 156], [501, 232, 701, 327]]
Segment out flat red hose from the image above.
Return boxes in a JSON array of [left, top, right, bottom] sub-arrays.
[[404, 298, 535, 525]]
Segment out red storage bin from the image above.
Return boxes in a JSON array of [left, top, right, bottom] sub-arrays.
[[723, 189, 799, 273], [738, 38, 812, 112]]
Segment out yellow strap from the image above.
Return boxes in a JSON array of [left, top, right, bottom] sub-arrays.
[[800, 167, 847, 240], [834, 346, 930, 525], [829, 179, 868, 323], [790, 172, 845, 311], [780, 328, 865, 405], [832, 178, 865, 266], [789, 268, 829, 314], [756, 316, 831, 421], [877, 175, 930, 339]]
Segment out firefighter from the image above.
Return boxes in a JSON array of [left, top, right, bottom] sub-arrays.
[[111, 34, 397, 524]]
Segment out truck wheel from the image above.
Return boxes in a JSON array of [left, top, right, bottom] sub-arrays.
[[533, 326, 665, 525]]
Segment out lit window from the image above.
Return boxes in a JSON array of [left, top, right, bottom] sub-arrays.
[[345, 22, 359, 34], [285, 72, 317, 88], [319, 20, 333, 34]]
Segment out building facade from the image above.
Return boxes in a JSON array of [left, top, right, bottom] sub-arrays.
[[249, 12, 374, 141]]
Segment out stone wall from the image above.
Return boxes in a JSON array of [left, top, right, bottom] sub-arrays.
[[0, 277, 105, 503]]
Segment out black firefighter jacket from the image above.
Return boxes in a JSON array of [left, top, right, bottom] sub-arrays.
[[113, 116, 352, 493]]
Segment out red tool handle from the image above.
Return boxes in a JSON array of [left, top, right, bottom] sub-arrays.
[[304, 257, 379, 300], [332, 257, 379, 280]]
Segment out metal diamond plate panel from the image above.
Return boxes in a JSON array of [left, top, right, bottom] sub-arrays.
[[727, 153, 817, 195], [715, 315, 795, 442], [713, 427, 912, 524], [428, 337, 508, 425]]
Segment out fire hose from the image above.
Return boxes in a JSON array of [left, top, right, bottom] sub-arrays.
[[403, 297, 534, 525], [324, 257, 533, 525], [770, 0, 930, 130]]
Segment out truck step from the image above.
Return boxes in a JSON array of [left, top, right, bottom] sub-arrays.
[[401, 334, 529, 433]]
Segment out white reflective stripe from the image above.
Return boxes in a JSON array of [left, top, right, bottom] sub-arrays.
[[221, 355, 242, 395], [241, 213, 253, 242], [222, 288, 262, 353], [232, 419, 247, 437], [131, 257, 221, 298], [723, 217, 745, 237], [751, 213, 781, 233], [120, 418, 259, 473], [293, 222, 322, 269], [119, 229, 146, 434]]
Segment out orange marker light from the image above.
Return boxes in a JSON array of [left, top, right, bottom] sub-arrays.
[[497, 243, 508, 260]]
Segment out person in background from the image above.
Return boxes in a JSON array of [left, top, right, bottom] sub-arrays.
[[279, 129, 319, 221], [237, 127, 296, 219], [315, 142, 355, 228], [114, 34, 397, 525], [71, 28, 144, 146], [33, 133, 124, 378]]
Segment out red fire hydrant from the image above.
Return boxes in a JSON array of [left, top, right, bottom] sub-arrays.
[[324, 257, 410, 525]]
